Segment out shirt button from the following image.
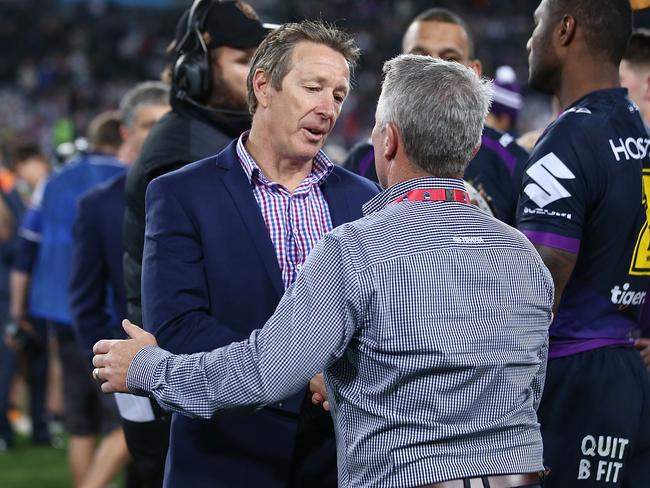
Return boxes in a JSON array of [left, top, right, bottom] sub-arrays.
[[276, 402, 284, 408], [296, 264, 302, 271]]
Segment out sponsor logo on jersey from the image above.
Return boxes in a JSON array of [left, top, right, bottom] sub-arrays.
[[564, 107, 592, 115], [522, 207, 572, 220], [609, 137, 650, 161], [577, 434, 629, 484], [523, 152, 576, 208], [610, 283, 646, 306]]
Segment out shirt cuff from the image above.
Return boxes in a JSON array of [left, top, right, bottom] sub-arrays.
[[126, 345, 173, 396]]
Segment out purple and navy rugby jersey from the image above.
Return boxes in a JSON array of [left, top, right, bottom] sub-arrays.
[[518, 88, 650, 358]]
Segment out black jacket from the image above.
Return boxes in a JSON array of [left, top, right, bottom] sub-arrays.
[[123, 97, 251, 324]]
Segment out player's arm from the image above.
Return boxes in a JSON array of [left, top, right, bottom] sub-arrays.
[[532, 245, 577, 314], [10, 201, 43, 322], [517, 121, 594, 312]]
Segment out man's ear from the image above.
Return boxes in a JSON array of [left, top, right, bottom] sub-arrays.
[[119, 126, 130, 145], [252, 69, 270, 109], [558, 14, 576, 47], [383, 122, 399, 162], [470, 59, 483, 77]]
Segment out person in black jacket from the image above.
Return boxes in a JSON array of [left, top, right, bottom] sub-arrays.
[[121, 1, 270, 486], [124, 1, 270, 326]]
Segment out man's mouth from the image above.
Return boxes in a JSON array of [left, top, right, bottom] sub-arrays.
[[302, 127, 327, 142]]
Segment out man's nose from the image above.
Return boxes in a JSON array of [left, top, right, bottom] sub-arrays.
[[316, 94, 336, 119]]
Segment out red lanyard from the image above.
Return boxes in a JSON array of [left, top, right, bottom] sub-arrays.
[[391, 188, 470, 205]]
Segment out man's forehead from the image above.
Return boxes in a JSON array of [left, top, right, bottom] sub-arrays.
[[403, 21, 471, 56], [288, 43, 350, 81]]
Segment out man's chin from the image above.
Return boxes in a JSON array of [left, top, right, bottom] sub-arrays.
[[294, 145, 323, 164], [528, 72, 556, 96]]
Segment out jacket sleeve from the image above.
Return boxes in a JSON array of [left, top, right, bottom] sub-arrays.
[[142, 177, 244, 354], [70, 195, 111, 357]]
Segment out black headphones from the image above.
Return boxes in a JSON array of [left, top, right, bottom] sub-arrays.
[[172, 0, 215, 104]]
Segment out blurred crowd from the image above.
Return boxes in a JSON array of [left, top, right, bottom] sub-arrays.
[[0, 0, 554, 165]]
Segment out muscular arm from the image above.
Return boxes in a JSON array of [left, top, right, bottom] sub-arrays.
[[532, 244, 577, 314]]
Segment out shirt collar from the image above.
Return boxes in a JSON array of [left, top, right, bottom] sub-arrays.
[[363, 176, 467, 216], [236, 131, 334, 187]]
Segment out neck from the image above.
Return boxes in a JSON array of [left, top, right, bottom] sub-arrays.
[[556, 60, 620, 110], [246, 125, 314, 192], [386, 159, 451, 188]]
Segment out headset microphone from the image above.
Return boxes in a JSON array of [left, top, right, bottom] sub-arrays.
[[176, 89, 250, 117], [172, 0, 215, 105]]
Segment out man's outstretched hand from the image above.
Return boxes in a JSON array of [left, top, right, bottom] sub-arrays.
[[92, 319, 158, 393]]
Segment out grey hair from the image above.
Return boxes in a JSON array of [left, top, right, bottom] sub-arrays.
[[119, 81, 170, 129], [246, 20, 360, 114], [376, 55, 492, 177]]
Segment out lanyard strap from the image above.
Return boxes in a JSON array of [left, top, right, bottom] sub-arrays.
[[391, 188, 471, 205]]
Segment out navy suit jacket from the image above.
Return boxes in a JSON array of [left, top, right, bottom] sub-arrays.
[[142, 140, 379, 487], [70, 174, 128, 356]]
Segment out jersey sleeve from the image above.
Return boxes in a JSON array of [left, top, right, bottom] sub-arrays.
[[517, 119, 596, 254]]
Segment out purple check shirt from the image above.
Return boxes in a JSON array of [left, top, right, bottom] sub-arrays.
[[236, 132, 334, 289]]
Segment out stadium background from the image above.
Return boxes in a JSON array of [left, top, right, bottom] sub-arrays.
[[5, 0, 638, 166]]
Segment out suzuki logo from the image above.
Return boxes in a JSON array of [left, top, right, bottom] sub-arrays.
[[524, 153, 576, 208]]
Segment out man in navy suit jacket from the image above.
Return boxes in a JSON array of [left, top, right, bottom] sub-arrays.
[[70, 82, 170, 487], [140, 21, 379, 487]]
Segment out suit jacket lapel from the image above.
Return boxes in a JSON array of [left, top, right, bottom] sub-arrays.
[[216, 143, 284, 298], [321, 171, 352, 227]]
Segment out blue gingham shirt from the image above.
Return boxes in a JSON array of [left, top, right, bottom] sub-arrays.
[[128, 177, 554, 487]]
